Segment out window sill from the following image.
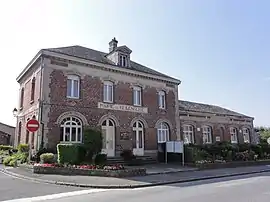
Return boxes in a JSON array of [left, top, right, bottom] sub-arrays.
[[30, 100, 34, 104], [133, 104, 142, 107], [159, 107, 166, 110], [67, 96, 80, 99], [103, 100, 113, 104], [19, 107, 23, 111], [59, 141, 82, 144]]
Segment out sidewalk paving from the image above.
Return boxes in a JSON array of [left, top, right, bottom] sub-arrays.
[[1, 164, 270, 188]]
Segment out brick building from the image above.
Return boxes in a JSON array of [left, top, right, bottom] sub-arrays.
[[179, 100, 256, 145], [0, 122, 15, 146], [14, 38, 256, 159], [15, 38, 181, 158]]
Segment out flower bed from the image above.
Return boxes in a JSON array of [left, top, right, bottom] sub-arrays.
[[33, 163, 146, 178], [187, 159, 270, 170]]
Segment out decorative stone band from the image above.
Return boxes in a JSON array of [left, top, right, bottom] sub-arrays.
[[33, 166, 147, 178]]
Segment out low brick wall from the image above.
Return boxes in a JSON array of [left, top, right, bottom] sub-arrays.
[[188, 160, 270, 170], [33, 166, 146, 178]]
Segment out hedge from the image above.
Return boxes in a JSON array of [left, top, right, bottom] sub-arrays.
[[0, 145, 13, 151], [57, 144, 85, 165]]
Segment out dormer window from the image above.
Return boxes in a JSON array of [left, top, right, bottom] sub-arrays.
[[119, 55, 127, 67]]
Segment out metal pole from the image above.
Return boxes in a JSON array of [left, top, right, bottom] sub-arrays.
[[165, 143, 168, 164], [182, 141, 185, 166]]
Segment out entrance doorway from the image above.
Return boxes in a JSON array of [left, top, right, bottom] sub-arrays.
[[101, 119, 115, 157], [132, 121, 144, 156]]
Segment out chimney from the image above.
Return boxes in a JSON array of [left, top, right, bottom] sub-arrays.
[[109, 37, 118, 52]]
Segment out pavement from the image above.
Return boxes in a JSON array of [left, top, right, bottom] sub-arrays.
[[4, 172, 270, 202], [1, 164, 270, 188]]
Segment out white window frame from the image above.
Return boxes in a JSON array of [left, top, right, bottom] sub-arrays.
[[242, 128, 250, 143], [60, 117, 82, 143], [183, 125, 194, 144], [157, 122, 169, 143], [133, 86, 142, 106], [158, 91, 166, 109], [202, 126, 212, 144], [103, 81, 114, 103], [67, 75, 80, 99], [119, 55, 127, 67], [230, 127, 238, 143]]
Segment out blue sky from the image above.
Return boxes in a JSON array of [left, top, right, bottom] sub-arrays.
[[0, 0, 269, 126]]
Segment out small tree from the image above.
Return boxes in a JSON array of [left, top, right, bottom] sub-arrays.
[[83, 128, 103, 162]]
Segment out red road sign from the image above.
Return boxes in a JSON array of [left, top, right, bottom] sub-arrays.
[[26, 119, 40, 132]]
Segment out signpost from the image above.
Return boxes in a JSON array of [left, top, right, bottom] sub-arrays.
[[26, 119, 40, 161], [26, 119, 40, 132], [166, 141, 185, 166]]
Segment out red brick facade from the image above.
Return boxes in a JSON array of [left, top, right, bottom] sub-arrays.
[[45, 69, 178, 154]]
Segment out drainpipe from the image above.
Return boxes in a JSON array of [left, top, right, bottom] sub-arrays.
[[37, 55, 45, 151]]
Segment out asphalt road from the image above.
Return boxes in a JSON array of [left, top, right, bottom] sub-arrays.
[[0, 172, 84, 201], [8, 172, 270, 202]]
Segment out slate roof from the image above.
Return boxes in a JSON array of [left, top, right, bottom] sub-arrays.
[[179, 100, 252, 118], [43, 45, 178, 81]]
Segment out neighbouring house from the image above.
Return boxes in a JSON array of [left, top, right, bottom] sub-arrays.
[[179, 100, 256, 145], [14, 38, 181, 159], [0, 122, 15, 146]]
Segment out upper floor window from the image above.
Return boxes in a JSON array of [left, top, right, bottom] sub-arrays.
[[119, 55, 127, 67], [67, 75, 80, 98], [230, 127, 238, 143], [103, 81, 113, 103], [202, 126, 212, 144], [133, 86, 142, 106], [158, 91, 166, 109], [242, 128, 250, 143], [183, 125, 194, 144], [20, 88, 24, 109], [30, 77, 36, 102]]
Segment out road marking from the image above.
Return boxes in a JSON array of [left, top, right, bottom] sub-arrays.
[[216, 176, 265, 188], [1, 189, 110, 202]]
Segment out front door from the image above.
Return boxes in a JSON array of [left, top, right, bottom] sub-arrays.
[[132, 121, 144, 156], [101, 119, 115, 157]]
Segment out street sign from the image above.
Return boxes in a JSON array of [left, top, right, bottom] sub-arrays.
[[26, 119, 40, 132]]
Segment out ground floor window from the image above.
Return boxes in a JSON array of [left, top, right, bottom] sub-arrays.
[[242, 128, 250, 143], [230, 127, 238, 143], [183, 125, 194, 144], [60, 116, 82, 143], [202, 126, 212, 144], [157, 122, 169, 143]]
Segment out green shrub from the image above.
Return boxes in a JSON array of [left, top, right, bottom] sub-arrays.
[[0, 145, 13, 151], [94, 153, 107, 165], [17, 144, 29, 153], [40, 153, 55, 163], [120, 149, 135, 161], [57, 144, 83, 165], [83, 128, 103, 161], [3, 156, 13, 166]]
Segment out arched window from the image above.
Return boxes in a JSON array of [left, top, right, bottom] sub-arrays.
[[157, 122, 169, 143], [17, 122, 22, 145], [183, 125, 194, 144], [30, 77, 36, 102], [20, 88, 24, 108], [60, 117, 82, 143], [202, 126, 212, 144], [242, 128, 250, 143], [230, 127, 238, 143]]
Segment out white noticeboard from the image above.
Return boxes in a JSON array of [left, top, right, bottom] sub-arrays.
[[166, 141, 174, 152], [174, 141, 183, 153]]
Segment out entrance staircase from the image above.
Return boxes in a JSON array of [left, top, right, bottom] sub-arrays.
[[107, 155, 157, 166]]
